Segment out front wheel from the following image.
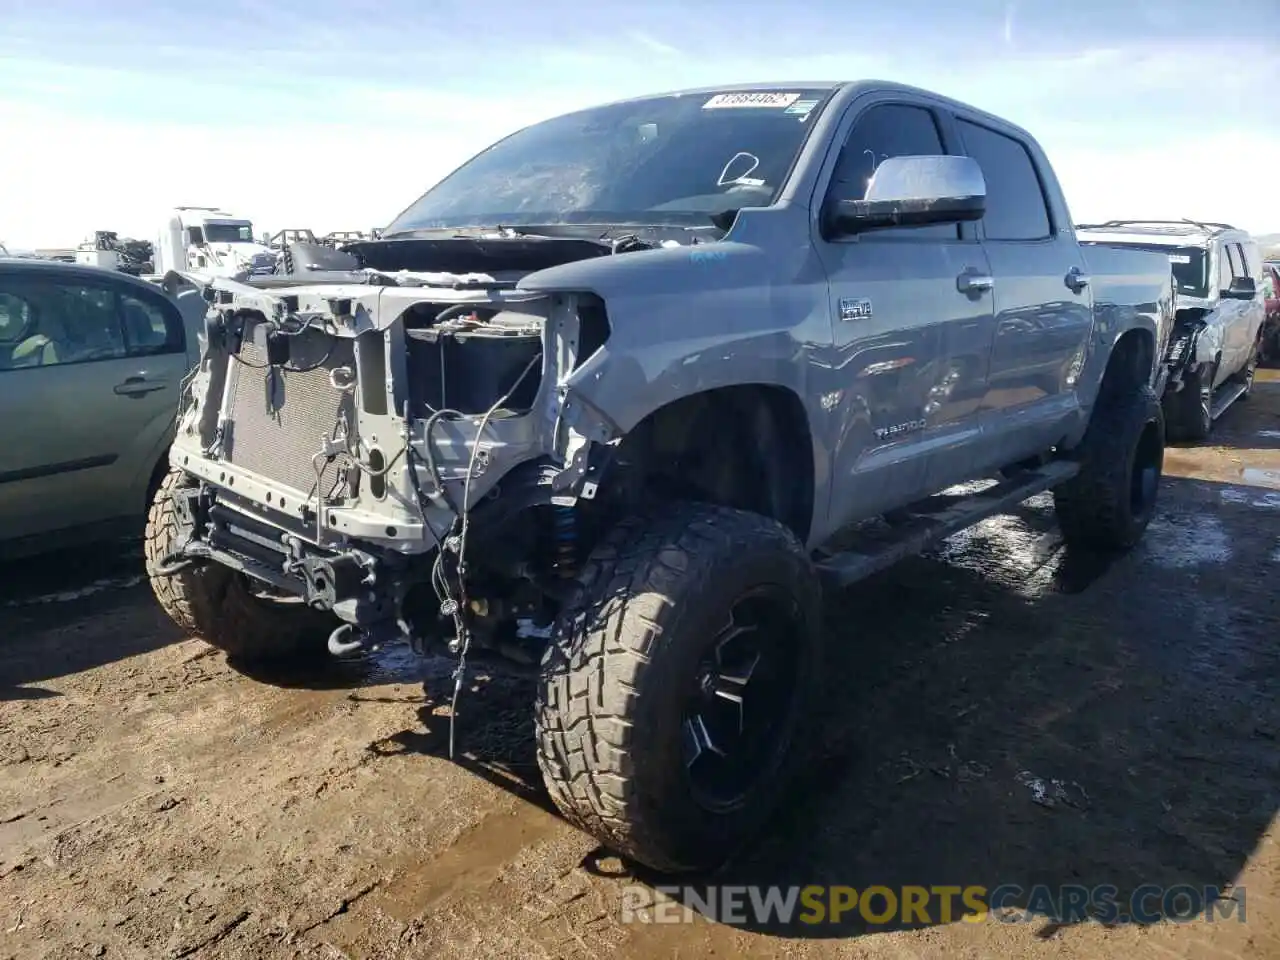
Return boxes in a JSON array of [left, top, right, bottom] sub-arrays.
[[1165, 361, 1215, 442], [144, 467, 334, 665], [535, 502, 823, 874], [1054, 386, 1164, 552], [1239, 339, 1259, 402]]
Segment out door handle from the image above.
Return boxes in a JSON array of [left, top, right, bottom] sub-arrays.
[[114, 375, 167, 397], [957, 271, 994, 295], [1065, 267, 1091, 293]]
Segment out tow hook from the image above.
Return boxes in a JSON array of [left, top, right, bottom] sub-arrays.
[[151, 553, 195, 576], [327, 623, 366, 657], [151, 541, 214, 577]]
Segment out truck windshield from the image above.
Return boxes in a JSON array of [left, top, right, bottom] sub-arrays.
[[204, 223, 255, 243], [384, 89, 833, 234], [1166, 247, 1210, 298]]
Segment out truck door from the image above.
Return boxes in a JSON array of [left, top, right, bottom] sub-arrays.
[[813, 100, 997, 528], [955, 117, 1095, 463], [1222, 240, 1261, 379]]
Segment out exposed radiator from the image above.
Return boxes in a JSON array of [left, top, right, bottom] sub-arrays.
[[223, 328, 357, 499]]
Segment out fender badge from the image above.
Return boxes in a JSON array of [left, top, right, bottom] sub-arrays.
[[840, 297, 873, 321]]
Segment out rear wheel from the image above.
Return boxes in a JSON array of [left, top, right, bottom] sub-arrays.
[[535, 502, 823, 873], [1054, 385, 1164, 552], [144, 467, 334, 664]]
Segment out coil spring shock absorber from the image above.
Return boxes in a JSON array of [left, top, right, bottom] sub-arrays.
[[551, 502, 577, 577]]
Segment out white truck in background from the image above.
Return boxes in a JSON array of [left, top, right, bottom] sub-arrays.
[[154, 207, 278, 278]]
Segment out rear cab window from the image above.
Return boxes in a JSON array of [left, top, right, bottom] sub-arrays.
[[955, 119, 1052, 241]]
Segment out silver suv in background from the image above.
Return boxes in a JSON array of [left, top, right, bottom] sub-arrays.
[[1077, 220, 1266, 441]]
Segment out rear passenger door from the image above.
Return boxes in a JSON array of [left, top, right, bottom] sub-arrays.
[[955, 117, 1094, 461], [0, 272, 187, 545], [1220, 241, 1259, 379], [814, 99, 997, 526]]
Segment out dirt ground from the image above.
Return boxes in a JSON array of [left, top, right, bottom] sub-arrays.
[[3, 374, 1280, 960]]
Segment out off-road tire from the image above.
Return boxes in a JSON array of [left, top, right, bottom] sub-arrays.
[[1164, 361, 1215, 442], [1054, 385, 1164, 552], [144, 466, 333, 664], [535, 502, 823, 874]]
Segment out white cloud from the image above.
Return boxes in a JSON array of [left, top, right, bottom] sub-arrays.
[[1045, 130, 1280, 235], [627, 30, 681, 57], [0, 86, 599, 249], [0, 39, 1277, 249]]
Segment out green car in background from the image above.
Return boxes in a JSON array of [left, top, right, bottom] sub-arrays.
[[0, 258, 205, 559]]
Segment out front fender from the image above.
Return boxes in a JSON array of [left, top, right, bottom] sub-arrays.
[[1194, 313, 1225, 367], [518, 210, 828, 434]]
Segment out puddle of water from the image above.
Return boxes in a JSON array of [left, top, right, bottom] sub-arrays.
[[1240, 467, 1280, 491], [3, 575, 145, 607], [1220, 487, 1280, 509], [1257, 430, 1280, 439], [1142, 515, 1232, 569], [933, 506, 1061, 597]]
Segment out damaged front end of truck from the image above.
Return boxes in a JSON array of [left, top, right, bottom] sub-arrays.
[[157, 234, 631, 668]]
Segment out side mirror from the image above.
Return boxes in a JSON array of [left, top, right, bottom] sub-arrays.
[[823, 155, 986, 237], [1222, 276, 1256, 300]]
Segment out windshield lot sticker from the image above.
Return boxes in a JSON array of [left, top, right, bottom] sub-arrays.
[[1169, 254, 1191, 263], [703, 92, 801, 109], [785, 99, 818, 116]]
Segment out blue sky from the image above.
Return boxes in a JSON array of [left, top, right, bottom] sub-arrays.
[[1, 0, 1276, 248]]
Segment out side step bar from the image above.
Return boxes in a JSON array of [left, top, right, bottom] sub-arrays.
[[1210, 379, 1249, 422], [814, 460, 1080, 590]]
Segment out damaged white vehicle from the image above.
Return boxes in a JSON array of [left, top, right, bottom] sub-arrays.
[[1077, 219, 1266, 441]]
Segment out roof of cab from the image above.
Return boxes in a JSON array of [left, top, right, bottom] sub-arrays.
[[548, 79, 1032, 136], [1075, 220, 1253, 248]]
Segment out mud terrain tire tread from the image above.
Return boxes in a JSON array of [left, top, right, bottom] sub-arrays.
[[145, 467, 332, 664], [535, 501, 822, 874], [1053, 385, 1163, 552]]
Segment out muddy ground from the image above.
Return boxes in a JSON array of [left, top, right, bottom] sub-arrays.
[[3, 375, 1280, 960]]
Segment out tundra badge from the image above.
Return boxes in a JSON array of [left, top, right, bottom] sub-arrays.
[[874, 419, 927, 440]]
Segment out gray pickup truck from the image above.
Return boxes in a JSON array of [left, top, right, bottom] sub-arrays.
[[146, 81, 1175, 873]]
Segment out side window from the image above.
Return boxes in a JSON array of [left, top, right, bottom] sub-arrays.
[[0, 279, 126, 371], [1218, 244, 1239, 289], [956, 120, 1052, 241], [1232, 243, 1250, 277], [119, 292, 183, 355], [1223, 244, 1242, 287], [828, 103, 958, 239]]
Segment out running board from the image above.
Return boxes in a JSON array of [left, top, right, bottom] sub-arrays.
[[1211, 380, 1248, 421], [814, 460, 1080, 590]]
